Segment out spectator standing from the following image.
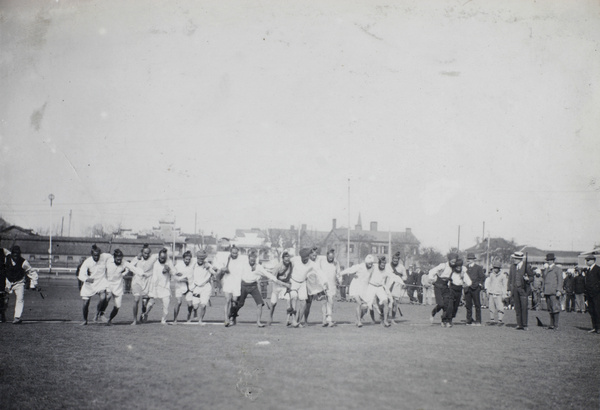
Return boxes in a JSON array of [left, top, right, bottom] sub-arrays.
[[573, 269, 586, 313], [485, 262, 507, 325], [464, 253, 486, 326], [563, 270, 575, 312], [584, 255, 600, 333], [542, 253, 564, 330], [531, 268, 544, 311]]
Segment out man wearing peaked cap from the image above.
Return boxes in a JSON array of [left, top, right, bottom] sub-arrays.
[[485, 262, 508, 325], [542, 253, 563, 330], [508, 251, 534, 330]]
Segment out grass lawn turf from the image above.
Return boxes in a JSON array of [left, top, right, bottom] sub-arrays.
[[0, 276, 598, 409]]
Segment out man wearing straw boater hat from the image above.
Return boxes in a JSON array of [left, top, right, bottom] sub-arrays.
[[507, 251, 534, 330], [542, 253, 563, 330]]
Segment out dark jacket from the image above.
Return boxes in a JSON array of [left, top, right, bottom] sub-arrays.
[[585, 265, 600, 297], [466, 263, 485, 290], [563, 275, 574, 294], [573, 275, 586, 294], [508, 262, 534, 295]]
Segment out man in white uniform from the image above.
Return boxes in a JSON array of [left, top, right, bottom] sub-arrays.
[[268, 251, 293, 326], [229, 250, 291, 327], [101, 249, 139, 325], [386, 252, 407, 321], [318, 249, 340, 327], [78, 245, 110, 325], [128, 244, 158, 325], [146, 248, 174, 324], [338, 255, 375, 327], [189, 250, 217, 325], [215, 245, 245, 326], [173, 250, 195, 324], [289, 248, 322, 328]]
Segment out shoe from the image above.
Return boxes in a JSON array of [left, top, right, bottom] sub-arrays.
[[161, 319, 167, 325], [498, 321, 504, 326], [516, 326, 523, 330], [466, 322, 472, 326], [327, 322, 336, 327], [99, 314, 108, 323], [548, 326, 554, 330], [12, 318, 22, 324], [522, 327, 528, 331], [473, 323, 482, 327], [588, 329, 598, 333], [441, 322, 447, 328], [447, 322, 453, 328]]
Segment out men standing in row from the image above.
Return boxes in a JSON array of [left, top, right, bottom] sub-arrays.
[[584, 254, 600, 334], [542, 253, 563, 330], [507, 252, 534, 330], [464, 253, 485, 326], [2, 246, 38, 324]]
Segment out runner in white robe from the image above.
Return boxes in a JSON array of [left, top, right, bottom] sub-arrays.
[[173, 251, 195, 323], [189, 250, 217, 325], [318, 249, 340, 327], [101, 249, 139, 325], [267, 251, 293, 326], [78, 245, 110, 325], [289, 248, 323, 327], [128, 244, 158, 325], [301, 248, 328, 325], [338, 255, 375, 327], [146, 248, 175, 324], [214, 246, 247, 326], [386, 252, 408, 321]]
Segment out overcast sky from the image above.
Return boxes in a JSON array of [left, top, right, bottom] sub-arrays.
[[1, 0, 599, 253]]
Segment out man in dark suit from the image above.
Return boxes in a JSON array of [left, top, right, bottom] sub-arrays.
[[507, 251, 534, 330], [542, 253, 564, 330], [584, 254, 600, 334], [464, 253, 486, 326]]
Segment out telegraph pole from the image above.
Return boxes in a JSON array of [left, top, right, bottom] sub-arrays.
[[48, 193, 54, 275]]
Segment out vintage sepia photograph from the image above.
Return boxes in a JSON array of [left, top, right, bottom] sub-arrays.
[[1, 1, 599, 409]]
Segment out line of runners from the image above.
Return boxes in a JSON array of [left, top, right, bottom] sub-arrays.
[[75, 244, 410, 327]]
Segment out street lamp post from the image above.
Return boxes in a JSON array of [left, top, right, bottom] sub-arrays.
[[48, 193, 54, 275]]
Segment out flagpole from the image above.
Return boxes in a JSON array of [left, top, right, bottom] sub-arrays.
[[347, 178, 350, 269]]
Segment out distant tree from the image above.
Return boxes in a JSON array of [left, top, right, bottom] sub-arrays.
[[417, 247, 446, 268]]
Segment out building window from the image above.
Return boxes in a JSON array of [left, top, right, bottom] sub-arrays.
[[381, 246, 388, 254], [349, 244, 354, 254], [29, 255, 36, 261], [371, 245, 378, 254], [67, 256, 74, 261], [53, 255, 59, 261]]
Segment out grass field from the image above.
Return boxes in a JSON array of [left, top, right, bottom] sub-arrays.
[[1, 277, 598, 410]]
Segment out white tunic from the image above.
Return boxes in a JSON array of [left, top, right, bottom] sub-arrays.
[[149, 259, 175, 299]]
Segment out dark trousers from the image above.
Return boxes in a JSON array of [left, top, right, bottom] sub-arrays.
[[231, 281, 263, 317], [433, 285, 453, 323], [465, 287, 482, 323], [564, 293, 575, 312], [450, 285, 463, 319], [587, 292, 600, 331], [513, 287, 529, 328]]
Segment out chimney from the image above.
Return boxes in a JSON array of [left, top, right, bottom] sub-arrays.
[[290, 225, 295, 230], [370, 221, 378, 231], [406, 228, 412, 235], [332, 219, 337, 230], [301, 224, 307, 231]]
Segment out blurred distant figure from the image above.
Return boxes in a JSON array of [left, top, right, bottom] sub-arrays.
[[573, 269, 586, 313], [584, 255, 600, 334]]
